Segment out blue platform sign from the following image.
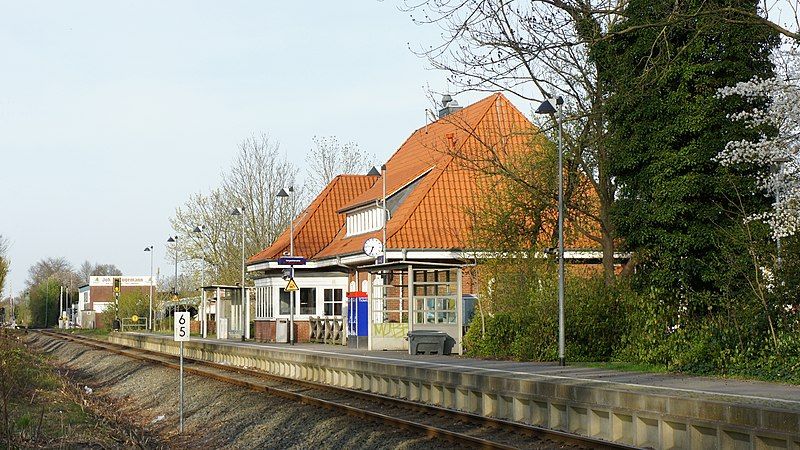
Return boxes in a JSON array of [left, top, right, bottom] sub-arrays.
[[277, 256, 307, 266]]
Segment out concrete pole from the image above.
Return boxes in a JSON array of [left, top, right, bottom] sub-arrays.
[[382, 164, 387, 263], [557, 98, 565, 367], [240, 210, 246, 341], [289, 187, 295, 345]]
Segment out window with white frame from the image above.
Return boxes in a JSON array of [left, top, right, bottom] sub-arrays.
[[299, 288, 317, 315], [345, 206, 385, 236], [255, 286, 273, 319], [323, 288, 343, 316]]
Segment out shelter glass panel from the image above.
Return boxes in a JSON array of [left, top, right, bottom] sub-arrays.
[[413, 269, 457, 324]]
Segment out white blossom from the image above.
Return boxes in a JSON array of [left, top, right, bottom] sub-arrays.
[[717, 47, 800, 239]]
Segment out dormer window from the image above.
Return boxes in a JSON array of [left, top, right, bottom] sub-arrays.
[[346, 206, 385, 237]]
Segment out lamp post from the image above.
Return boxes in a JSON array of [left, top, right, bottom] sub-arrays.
[[144, 245, 154, 331], [193, 226, 206, 338], [167, 236, 179, 295], [277, 187, 295, 344], [381, 164, 388, 263], [230, 208, 246, 341], [536, 95, 566, 367]]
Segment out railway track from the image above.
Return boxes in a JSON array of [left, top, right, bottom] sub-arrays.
[[36, 330, 638, 450]]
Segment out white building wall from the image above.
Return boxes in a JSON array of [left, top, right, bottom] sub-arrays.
[[254, 275, 348, 319]]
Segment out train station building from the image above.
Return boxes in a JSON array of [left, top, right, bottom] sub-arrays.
[[77, 275, 155, 328], [245, 93, 608, 349]]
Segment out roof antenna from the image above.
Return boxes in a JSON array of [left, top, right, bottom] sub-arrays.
[[424, 109, 437, 134]]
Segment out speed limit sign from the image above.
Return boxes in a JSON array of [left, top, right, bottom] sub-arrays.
[[174, 312, 190, 342]]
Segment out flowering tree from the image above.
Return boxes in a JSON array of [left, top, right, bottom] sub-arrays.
[[717, 48, 800, 239]]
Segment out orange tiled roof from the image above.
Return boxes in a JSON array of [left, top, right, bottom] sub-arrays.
[[251, 92, 600, 266], [247, 174, 377, 263], [317, 93, 548, 258]]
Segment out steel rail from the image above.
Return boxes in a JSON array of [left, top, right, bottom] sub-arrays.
[[38, 331, 637, 450]]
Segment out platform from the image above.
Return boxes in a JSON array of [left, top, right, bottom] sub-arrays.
[[109, 332, 800, 449]]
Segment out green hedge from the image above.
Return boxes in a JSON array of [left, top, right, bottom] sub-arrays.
[[465, 260, 800, 383]]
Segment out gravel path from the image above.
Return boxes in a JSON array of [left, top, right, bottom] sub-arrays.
[[30, 334, 459, 449]]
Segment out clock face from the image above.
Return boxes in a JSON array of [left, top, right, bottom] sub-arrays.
[[363, 238, 383, 257]]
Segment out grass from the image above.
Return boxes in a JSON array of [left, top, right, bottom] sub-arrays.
[[0, 330, 146, 447]]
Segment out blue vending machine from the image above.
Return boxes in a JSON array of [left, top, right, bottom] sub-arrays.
[[346, 291, 368, 348]]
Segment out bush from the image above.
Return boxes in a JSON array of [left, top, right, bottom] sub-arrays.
[[465, 263, 635, 362]]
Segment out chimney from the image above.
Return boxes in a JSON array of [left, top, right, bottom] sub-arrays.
[[438, 94, 463, 118]]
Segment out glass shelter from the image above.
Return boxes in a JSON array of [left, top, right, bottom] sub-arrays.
[[200, 285, 252, 340], [361, 261, 463, 354]]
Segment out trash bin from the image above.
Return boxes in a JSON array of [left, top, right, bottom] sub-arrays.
[[275, 318, 289, 343], [407, 330, 450, 355]]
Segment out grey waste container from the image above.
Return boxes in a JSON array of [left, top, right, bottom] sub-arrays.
[[407, 330, 450, 355]]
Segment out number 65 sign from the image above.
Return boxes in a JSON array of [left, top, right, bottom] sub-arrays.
[[174, 312, 190, 342]]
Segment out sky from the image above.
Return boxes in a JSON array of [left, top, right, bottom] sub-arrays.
[[0, 1, 532, 296]]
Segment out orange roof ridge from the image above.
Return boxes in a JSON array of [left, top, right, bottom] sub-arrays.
[[382, 94, 504, 242], [338, 93, 503, 213]]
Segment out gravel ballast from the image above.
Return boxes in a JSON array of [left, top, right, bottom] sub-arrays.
[[29, 333, 459, 449]]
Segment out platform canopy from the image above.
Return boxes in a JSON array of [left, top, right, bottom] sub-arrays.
[[358, 260, 464, 354], [357, 260, 465, 272]]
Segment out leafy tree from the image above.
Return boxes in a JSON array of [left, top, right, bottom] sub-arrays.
[[27, 277, 60, 328], [106, 290, 150, 324], [597, 0, 779, 301], [403, 0, 798, 285], [716, 46, 800, 241]]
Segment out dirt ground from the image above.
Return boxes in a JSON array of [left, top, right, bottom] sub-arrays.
[[28, 333, 459, 449]]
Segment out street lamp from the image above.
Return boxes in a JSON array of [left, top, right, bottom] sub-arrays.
[[381, 164, 388, 263], [277, 187, 296, 344], [230, 208, 246, 341], [536, 95, 566, 367], [193, 226, 207, 338], [144, 245, 154, 331], [167, 236, 179, 295]]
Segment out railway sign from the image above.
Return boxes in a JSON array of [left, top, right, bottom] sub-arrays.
[[173, 311, 189, 433], [284, 278, 299, 292], [277, 256, 307, 266], [174, 312, 190, 342]]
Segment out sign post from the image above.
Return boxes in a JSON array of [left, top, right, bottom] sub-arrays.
[[174, 311, 190, 433], [279, 256, 306, 346]]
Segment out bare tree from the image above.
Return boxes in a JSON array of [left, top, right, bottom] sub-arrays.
[[77, 261, 123, 283], [403, 0, 798, 285], [0, 236, 8, 296], [305, 136, 376, 194], [25, 257, 75, 289], [171, 134, 301, 284]]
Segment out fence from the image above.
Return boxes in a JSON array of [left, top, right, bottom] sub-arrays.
[[121, 316, 148, 332], [308, 316, 345, 345]]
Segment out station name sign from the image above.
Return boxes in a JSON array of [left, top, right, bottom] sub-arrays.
[[277, 256, 307, 266], [89, 276, 156, 287]]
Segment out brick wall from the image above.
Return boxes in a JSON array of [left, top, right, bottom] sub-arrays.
[[254, 320, 311, 343]]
